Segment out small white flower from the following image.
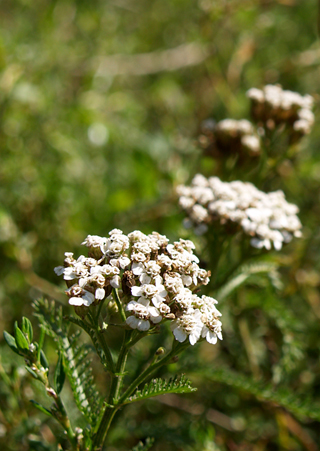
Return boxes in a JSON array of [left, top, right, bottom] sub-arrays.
[[157, 254, 172, 269], [201, 319, 223, 344], [69, 289, 95, 307], [63, 267, 78, 280], [126, 315, 150, 331], [171, 309, 203, 345], [82, 235, 107, 249], [128, 230, 148, 243], [126, 300, 162, 331], [131, 252, 148, 263], [131, 281, 167, 308], [164, 273, 184, 294]]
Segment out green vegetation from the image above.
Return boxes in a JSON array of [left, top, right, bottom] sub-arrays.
[[1, 1, 320, 450]]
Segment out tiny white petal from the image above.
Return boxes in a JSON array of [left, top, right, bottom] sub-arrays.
[[126, 316, 140, 329], [110, 275, 120, 288], [119, 256, 131, 269], [137, 320, 150, 331], [64, 267, 76, 280], [54, 266, 65, 276], [173, 327, 187, 343], [140, 273, 151, 284], [189, 333, 199, 346], [69, 297, 85, 306], [131, 286, 143, 297], [132, 262, 144, 275], [95, 288, 105, 300], [79, 277, 87, 288], [82, 291, 95, 306]]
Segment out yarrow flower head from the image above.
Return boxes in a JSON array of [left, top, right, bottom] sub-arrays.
[[247, 85, 314, 139], [177, 174, 302, 250], [55, 229, 222, 346], [199, 118, 261, 157]]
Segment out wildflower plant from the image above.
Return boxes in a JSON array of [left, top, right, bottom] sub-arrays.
[[197, 85, 314, 187], [4, 229, 222, 450], [177, 174, 302, 251], [247, 84, 314, 140], [199, 118, 261, 159]]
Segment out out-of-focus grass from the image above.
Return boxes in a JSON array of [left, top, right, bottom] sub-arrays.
[[1, 1, 320, 450]]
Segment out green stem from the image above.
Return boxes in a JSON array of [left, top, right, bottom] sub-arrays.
[[88, 312, 115, 374], [53, 392, 78, 450], [91, 330, 132, 450], [127, 330, 149, 348], [35, 364, 78, 450], [113, 288, 127, 323], [37, 326, 45, 364], [92, 406, 117, 451], [118, 339, 188, 406], [113, 330, 131, 400], [206, 230, 228, 287]]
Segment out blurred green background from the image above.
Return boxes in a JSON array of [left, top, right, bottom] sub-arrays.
[[1, 0, 320, 450]]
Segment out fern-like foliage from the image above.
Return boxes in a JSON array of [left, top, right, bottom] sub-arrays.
[[202, 367, 320, 421], [67, 315, 109, 369], [33, 298, 66, 338], [216, 261, 282, 301], [33, 299, 101, 426], [124, 375, 196, 405], [131, 437, 154, 451]]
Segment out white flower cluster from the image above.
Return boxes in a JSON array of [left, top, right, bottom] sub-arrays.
[[55, 229, 222, 346], [177, 174, 302, 250], [247, 85, 314, 135], [199, 118, 261, 156], [215, 119, 261, 154]]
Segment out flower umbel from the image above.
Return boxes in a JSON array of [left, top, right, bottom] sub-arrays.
[[177, 174, 302, 250], [55, 229, 223, 346], [247, 84, 314, 138], [199, 118, 261, 157]]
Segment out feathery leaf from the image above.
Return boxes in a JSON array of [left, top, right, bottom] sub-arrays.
[[124, 375, 196, 405]]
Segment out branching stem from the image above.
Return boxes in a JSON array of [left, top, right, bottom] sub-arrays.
[[87, 311, 115, 374]]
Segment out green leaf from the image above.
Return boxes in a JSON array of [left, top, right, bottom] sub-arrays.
[[201, 367, 320, 422], [40, 350, 49, 370], [66, 315, 92, 335], [54, 352, 65, 394], [30, 400, 53, 417], [216, 262, 281, 300], [33, 299, 101, 426], [131, 437, 154, 451], [32, 298, 66, 339], [25, 366, 39, 380], [22, 317, 33, 343], [124, 375, 196, 405], [3, 331, 21, 355], [14, 323, 29, 353]]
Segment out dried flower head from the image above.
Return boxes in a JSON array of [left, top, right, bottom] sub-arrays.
[[247, 85, 314, 138], [177, 174, 302, 250], [55, 229, 222, 346]]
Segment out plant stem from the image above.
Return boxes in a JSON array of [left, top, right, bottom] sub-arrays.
[[118, 339, 188, 405], [91, 338, 188, 450], [53, 392, 78, 450], [88, 311, 115, 374], [113, 288, 127, 323], [91, 329, 131, 450], [37, 326, 45, 364]]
